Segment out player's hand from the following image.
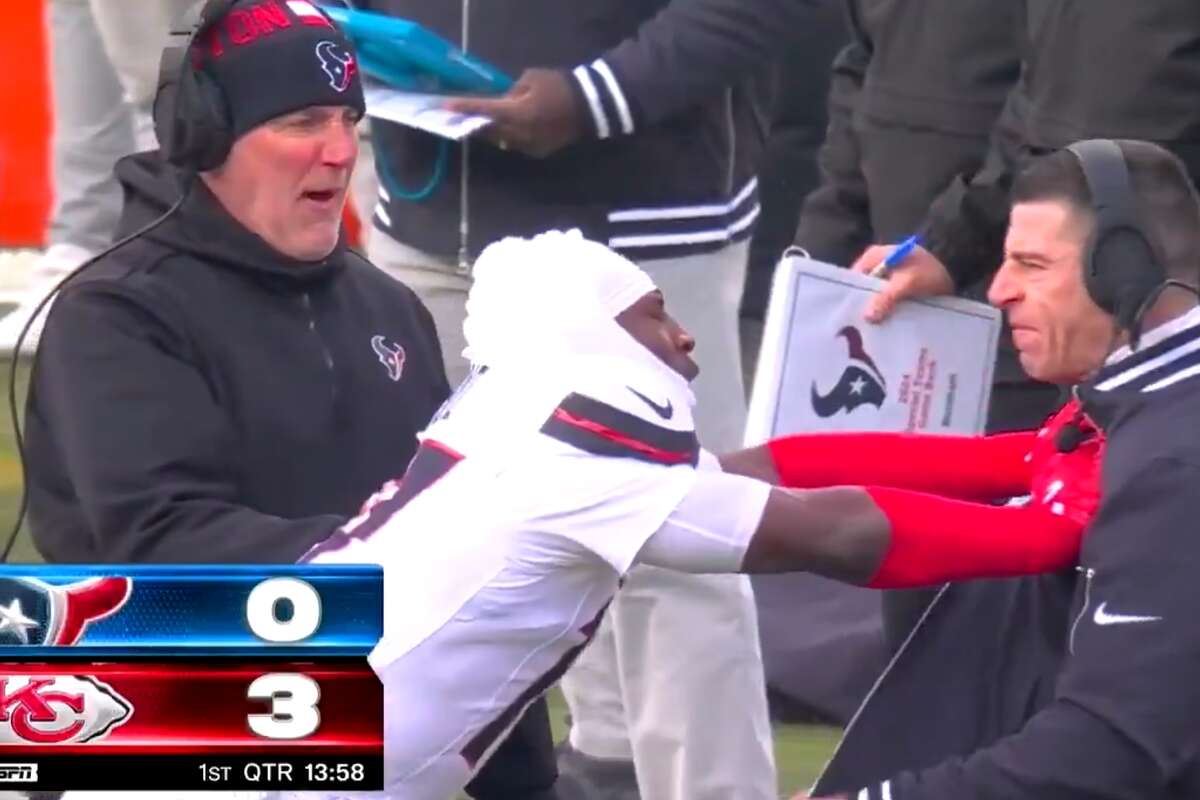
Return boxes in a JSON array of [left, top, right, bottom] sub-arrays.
[[444, 68, 585, 158], [1026, 400, 1104, 527], [850, 243, 955, 323]]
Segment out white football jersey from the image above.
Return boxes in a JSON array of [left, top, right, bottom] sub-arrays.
[[303, 381, 767, 800]]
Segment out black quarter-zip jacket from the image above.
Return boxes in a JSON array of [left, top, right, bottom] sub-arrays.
[[24, 151, 451, 564], [849, 308, 1200, 799]]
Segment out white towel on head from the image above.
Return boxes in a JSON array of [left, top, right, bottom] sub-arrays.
[[428, 229, 696, 463], [462, 228, 658, 371]]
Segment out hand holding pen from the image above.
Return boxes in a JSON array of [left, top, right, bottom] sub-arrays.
[[850, 235, 956, 322], [869, 234, 922, 278]]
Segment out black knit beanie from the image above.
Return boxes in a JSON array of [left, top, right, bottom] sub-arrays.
[[197, 0, 365, 140]]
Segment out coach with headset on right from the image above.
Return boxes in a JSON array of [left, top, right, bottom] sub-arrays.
[[810, 138, 1200, 799]]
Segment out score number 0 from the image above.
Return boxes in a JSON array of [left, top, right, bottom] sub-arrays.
[[244, 577, 324, 740]]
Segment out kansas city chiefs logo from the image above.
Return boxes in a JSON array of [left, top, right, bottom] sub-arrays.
[[810, 326, 887, 418], [0, 576, 130, 647], [0, 675, 132, 744]]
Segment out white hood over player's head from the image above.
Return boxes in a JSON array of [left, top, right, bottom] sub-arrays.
[[463, 230, 674, 374], [427, 230, 698, 453], [464, 229, 696, 398]]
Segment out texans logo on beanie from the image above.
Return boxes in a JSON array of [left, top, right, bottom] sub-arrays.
[[195, 0, 366, 140], [316, 40, 358, 92]]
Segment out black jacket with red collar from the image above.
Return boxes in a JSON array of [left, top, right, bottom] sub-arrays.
[[849, 309, 1200, 799], [25, 151, 451, 564]]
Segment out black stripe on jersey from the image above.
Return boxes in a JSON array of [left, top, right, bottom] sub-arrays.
[[390, 439, 463, 508], [541, 392, 699, 467], [301, 439, 463, 560], [463, 600, 611, 769]]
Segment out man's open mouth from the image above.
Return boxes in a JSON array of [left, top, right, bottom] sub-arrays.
[[302, 189, 339, 203]]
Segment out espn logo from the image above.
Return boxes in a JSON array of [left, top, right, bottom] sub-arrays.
[[0, 762, 37, 782]]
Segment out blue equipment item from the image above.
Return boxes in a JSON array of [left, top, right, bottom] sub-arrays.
[[320, 5, 513, 95]]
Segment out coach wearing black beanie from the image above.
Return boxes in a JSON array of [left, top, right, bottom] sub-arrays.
[[23, 4, 557, 796], [189, 0, 366, 142]]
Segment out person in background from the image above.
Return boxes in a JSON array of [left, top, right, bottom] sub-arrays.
[[850, 0, 1200, 324], [739, 0, 847, 387], [0, 0, 193, 352], [737, 0, 868, 728]]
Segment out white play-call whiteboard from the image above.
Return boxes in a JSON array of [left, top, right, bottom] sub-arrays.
[[744, 254, 1002, 444]]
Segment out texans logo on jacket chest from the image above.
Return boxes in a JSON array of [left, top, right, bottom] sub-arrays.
[[371, 335, 407, 382]]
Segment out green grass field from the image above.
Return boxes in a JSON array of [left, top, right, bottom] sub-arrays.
[[0, 361, 38, 564], [0, 358, 840, 798]]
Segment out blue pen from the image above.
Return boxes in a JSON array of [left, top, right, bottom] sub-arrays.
[[871, 234, 922, 277]]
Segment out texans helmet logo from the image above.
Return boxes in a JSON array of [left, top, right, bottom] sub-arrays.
[[316, 40, 357, 93], [0, 577, 130, 647], [811, 326, 887, 418]]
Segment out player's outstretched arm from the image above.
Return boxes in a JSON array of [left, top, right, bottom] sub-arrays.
[[741, 486, 888, 583], [636, 431, 1095, 585], [721, 430, 1034, 500], [741, 486, 1085, 587]]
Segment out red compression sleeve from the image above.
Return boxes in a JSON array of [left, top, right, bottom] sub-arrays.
[[768, 431, 1035, 500], [863, 486, 1082, 589]]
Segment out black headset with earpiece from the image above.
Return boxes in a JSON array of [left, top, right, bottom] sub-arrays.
[[154, 0, 239, 172], [1066, 139, 1168, 336], [0, 0, 240, 562], [1054, 139, 1199, 453]]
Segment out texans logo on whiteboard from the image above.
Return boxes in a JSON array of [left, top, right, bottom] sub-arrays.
[[0, 576, 130, 646], [811, 326, 887, 418]]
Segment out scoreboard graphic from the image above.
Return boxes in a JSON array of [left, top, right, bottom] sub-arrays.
[[0, 564, 383, 791]]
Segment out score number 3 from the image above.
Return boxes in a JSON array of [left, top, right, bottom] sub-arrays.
[[245, 577, 324, 740]]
